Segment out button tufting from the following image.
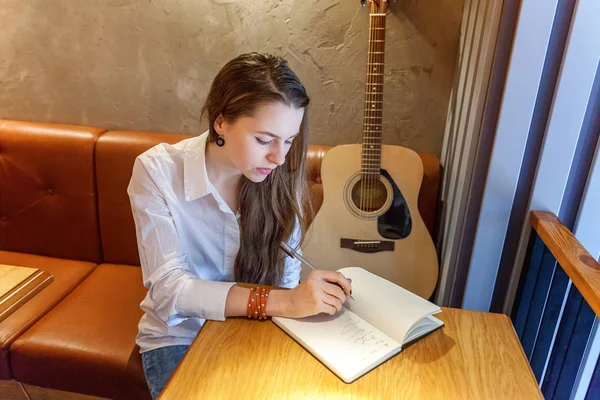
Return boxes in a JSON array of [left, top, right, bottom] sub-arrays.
[[47, 188, 54, 195], [1, 217, 6, 221]]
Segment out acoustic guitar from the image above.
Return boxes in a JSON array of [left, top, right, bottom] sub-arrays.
[[301, 0, 438, 299]]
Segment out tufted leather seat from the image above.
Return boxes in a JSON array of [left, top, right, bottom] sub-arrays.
[[0, 120, 103, 380], [0, 120, 441, 399]]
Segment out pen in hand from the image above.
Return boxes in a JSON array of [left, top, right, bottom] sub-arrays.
[[280, 242, 354, 300]]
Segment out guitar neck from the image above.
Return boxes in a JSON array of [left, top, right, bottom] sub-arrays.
[[362, 11, 386, 177]]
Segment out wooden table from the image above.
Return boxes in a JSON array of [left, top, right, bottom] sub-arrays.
[[160, 308, 542, 399], [0, 264, 53, 323]]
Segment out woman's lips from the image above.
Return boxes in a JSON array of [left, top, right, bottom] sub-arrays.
[[256, 168, 273, 175]]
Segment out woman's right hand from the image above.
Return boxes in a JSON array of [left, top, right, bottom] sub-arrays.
[[283, 270, 353, 318]]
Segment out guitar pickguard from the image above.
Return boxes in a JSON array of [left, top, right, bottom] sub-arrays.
[[377, 169, 412, 239]]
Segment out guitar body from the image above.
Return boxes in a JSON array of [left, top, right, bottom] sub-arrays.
[[302, 144, 439, 299]]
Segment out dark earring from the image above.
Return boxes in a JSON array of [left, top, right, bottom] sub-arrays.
[[216, 135, 225, 147]]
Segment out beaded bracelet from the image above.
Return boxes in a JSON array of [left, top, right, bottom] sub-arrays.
[[247, 288, 256, 319], [247, 286, 271, 320]]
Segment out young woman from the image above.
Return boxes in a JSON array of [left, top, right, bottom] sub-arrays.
[[127, 52, 352, 399]]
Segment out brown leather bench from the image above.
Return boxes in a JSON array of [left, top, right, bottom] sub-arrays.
[[0, 119, 441, 399]]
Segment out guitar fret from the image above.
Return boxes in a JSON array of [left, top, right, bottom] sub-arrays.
[[367, 52, 385, 54]]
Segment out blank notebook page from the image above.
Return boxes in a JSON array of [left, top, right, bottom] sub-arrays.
[[274, 308, 400, 381]]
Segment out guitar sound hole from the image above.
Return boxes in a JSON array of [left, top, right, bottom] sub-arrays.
[[351, 177, 388, 213]]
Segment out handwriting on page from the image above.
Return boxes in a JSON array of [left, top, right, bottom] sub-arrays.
[[337, 313, 393, 363], [273, 309, 401, 381]]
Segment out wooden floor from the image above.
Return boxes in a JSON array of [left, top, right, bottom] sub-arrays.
[[0, 380, 109, 400]]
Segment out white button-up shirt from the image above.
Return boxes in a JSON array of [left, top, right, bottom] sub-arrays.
[[127, 131, 301, 353]]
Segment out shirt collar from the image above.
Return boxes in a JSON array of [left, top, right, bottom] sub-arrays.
[[183, 130, 212, 202]]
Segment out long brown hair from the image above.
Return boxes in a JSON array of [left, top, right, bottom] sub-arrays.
[[200, 52, 312, 286]]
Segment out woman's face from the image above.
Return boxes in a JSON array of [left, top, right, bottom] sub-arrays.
[[214, 101, 305, 183]]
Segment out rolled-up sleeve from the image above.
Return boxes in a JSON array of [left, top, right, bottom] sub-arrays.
[[127, 157, 234, 326]]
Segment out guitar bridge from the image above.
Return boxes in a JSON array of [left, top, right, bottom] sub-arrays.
[[340, 238, 394, 253]]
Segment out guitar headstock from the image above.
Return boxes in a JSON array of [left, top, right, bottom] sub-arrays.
[[360, 0, 389, 13]]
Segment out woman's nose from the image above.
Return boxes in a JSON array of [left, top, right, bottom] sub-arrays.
[[268, 144, 286, 166]]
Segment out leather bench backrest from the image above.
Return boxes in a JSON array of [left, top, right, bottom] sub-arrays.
[[95, 129, 441, 266], [95, 131, 189, 266], [0, 120, 104, 262]]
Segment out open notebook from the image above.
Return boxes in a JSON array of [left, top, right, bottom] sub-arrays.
[[272, 267, 444, 383]]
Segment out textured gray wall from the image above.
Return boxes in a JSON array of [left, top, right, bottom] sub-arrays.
[[0, 0, 462, 155]]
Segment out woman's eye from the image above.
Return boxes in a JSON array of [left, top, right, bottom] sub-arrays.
[[284, 140, 293, 145], [255, 137, 271, 145]]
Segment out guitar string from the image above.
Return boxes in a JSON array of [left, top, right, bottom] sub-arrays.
[[375, 10, 385, 216], [366, 5, 372, 216], [368, 3, 377, 216], [372, 8, 379, 215], [362, 3, 385, 218], [361, 2, 372, 215], [377, 11, 384, 215], [369, 7, 381, 215], [371, 8, 383, 215]]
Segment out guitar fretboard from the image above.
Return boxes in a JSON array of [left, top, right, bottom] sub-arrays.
[[362, 13, 386, 178]]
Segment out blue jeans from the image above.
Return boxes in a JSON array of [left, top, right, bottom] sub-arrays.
[[141, 345, 190, 400]]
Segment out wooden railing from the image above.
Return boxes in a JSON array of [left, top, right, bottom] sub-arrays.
[[512, 210, 599, 399], [530, 211, 600, 316]]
